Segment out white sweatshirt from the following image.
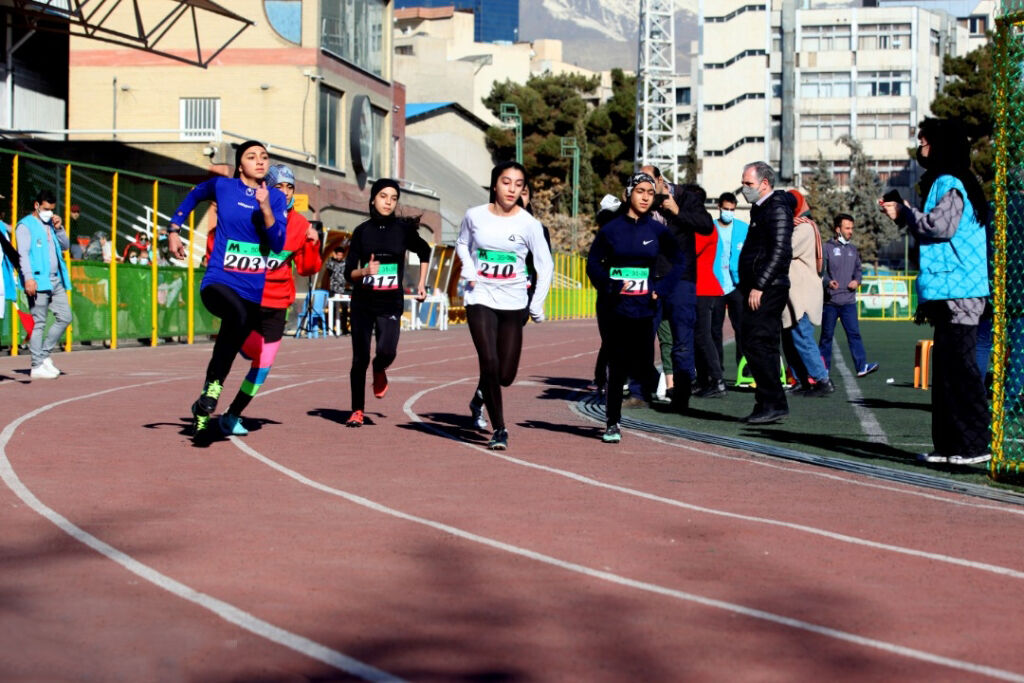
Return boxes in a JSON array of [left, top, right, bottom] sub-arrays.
[[456, 204, 553, 317]]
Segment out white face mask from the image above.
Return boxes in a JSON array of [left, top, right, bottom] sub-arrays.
[[837, 235, 849, 245], [129, 254, 139, 264], [38, 209, 53, 223]]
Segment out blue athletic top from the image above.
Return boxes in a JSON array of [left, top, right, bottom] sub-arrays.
[[172, 177, 288, 304]]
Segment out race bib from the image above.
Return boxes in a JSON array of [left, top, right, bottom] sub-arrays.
[[265, 250, 292, 271], [610, 267, 649, 296], [222, 240, 266, 274], [477, 248, 517, 280], [364, 262, 399, 290]]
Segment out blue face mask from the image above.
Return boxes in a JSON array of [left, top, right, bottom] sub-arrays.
[[287, 197, 295, 210], [719, 210, 734, 224]]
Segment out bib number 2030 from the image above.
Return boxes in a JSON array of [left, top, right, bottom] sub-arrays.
[[364, 263, 399, 290], [477, 248, 516, 280], [610, 267, 649, 296]]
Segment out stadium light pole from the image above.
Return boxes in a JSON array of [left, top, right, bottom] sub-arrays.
[[561, 136, 580, 249], [500, 103, 522, 164]]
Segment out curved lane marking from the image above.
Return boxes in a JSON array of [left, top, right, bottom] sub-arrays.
[[229, 421, 1024, 682], [0, 381, 404, 683]]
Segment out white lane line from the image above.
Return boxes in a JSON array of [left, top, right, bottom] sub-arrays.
[[229, 433, 1024, 682], [400, 380, 1024, 580], [0, 382, 404, 683], [834, 353, 889, 444]]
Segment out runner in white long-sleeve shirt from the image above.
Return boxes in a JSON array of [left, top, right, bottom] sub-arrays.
[[456, 161, 553, 450]]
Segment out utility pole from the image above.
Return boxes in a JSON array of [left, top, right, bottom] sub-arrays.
[[635, 0, 677, 179], [561, 136, 579, 249], [500, 103, 522, 164]]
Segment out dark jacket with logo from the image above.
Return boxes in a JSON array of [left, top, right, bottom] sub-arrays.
[[653, 189, 715, 283], [738, 190, 796, 291]]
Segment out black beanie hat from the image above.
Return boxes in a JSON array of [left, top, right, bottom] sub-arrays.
[[234, 140, 266, 178], [368, 178, 401, 209]]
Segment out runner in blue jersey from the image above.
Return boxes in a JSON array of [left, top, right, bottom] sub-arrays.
[[167, 140, 288, 440]]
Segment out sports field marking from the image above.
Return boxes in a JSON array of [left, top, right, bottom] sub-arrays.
[[833, 353, 889, 444], [229, 425, 1024, 682], [0, 382, 404, 683], [400, 378, 1024, 580]]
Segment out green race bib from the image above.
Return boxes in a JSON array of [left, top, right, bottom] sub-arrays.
[[478, 248, 517, 280], [610, 266, 649, 296]]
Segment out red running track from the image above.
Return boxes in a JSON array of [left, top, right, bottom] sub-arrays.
[[1, 320, 1023, 682]]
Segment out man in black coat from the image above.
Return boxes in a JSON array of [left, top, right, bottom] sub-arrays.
[[737, 161, 795, 424]]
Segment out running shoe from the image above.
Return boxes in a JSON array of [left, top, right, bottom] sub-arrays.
[[469, 391, 488, 431], [857, 362, 879, 377], [916, 452, 949, 464], [42, 357, 61, 375], [219, 413, 249, 436], [346, 409, 364, 428], [487, 428, 508, 450], [949, 453, 992, 465], [373, 369, 388, 398], [191, 380, 222, 436], [602, 424, 621, 443]]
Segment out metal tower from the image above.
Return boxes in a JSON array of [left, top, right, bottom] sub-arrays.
[[635, 0, 678, 179]]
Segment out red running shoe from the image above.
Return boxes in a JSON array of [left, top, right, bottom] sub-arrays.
[[346, 409, 364, 428], [373, 370, 388, 399]]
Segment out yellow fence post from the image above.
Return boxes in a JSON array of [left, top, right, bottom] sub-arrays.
[[151, 180, 159, 346], [63, 164, 73, 352], [187, 211, 195, 344], [110, 172, 118, 350], [9, 154, 17, 356]]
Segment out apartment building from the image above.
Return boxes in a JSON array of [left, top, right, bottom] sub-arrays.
[[64, 0, 441, 239], [697, 1, 969, 200]]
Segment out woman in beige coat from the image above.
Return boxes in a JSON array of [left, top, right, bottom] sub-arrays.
[[782, 190, 833, 396]]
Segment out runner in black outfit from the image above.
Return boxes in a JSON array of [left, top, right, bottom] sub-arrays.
[[344, 178, 430, 427]]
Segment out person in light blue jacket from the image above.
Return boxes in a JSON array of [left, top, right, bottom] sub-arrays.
[[880, 117, 989, 466], [716, 191, 747, 368]]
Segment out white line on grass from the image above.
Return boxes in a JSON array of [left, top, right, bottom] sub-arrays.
[[0, 382, 404, 683], [834, 353, 889, 444]]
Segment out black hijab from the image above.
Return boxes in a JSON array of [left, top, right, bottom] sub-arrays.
[[917, 118, 988, 225]]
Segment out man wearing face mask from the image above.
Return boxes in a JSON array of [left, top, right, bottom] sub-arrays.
[[715, 192, 748, 373], [736, 161, 796, 424], [16, 189, 72, 380], [818, 213, 878, 377]]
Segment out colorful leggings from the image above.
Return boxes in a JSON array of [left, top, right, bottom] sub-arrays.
[[227, 307, 287, 417]]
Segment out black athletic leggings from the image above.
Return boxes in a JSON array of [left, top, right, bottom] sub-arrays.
[[201, 283, 261, 387], [350, 305, 402, 412], [601, 310, 656, 427], [466, 304, 526, 431]]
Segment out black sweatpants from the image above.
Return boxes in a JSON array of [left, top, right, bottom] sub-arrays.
[[723, 287, 744, 366], [200, 283, 261, 387], [601, 310, 656, 427], [740, 284, 789, 412], [695, 295, 725, 386], [467, 304, 526, 431], [932, 320, 990, 456], [350, 305, 402, 412]]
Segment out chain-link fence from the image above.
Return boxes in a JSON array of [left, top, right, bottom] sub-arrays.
[[992, 2, 1024, 477], [857, 275, 916, 321]]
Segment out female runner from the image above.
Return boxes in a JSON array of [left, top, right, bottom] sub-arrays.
[[167, 140, 288, 439], [343, 178, 431, 427], [587, 171, 683, 443], [456, 162, 553, 450], [217, 163, 322, 435]]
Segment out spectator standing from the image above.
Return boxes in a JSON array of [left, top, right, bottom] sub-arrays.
[[693, 212, 726, 397], [737, 161, 795, 424], [880, 118, 990, 465], [818, 214, 879, 377], [323, 244, 350, 335], [17, 189, 72, 379], [715, 192, 747, 369]]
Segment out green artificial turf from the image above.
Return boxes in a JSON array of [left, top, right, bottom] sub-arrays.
[[627, 320, 1022, 491]]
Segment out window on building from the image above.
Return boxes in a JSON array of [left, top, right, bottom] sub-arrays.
[[264, 0, 301, 44], [856, 70, 911, 97], [318, 86, 342, 168], [771, 72, 783, 98], [930, 29, 941, 56], [799, 71, 852, 98], [858, 23, 912, 50], [179, 97, 220, 140], [799, 114, 851, 141], [395, 44, 414, 56], [961, 15, 988, 35], [772, 27, 783, 53], [676, 87, 691, 106], [802, 25, 851, 51], [870, 159, 909, 185], [856, 112, 912, 139], [676, 112, 692, 125], [321, 0, 386, 78], [369, 106, 387, 178]]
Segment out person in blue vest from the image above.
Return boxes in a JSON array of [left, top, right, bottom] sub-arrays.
[[16, 189, 71, 380], [880, 117, 990, 466]]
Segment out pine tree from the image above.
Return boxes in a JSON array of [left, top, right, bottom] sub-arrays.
[[804, 151, 846, 244], [837, 135, 898, 265]]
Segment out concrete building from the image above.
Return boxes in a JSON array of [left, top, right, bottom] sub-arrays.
[[394, 0, 521, 43], [696, 1, 970, 201], [877, 0, 996, 52], [60, 0, 441, 246]]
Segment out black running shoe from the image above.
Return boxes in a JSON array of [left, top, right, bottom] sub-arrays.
[[488, 428, 508, 450]]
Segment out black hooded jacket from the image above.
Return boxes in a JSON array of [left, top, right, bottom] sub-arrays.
[[653, 188, 715, 282], [738, 190, 796, 291]]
